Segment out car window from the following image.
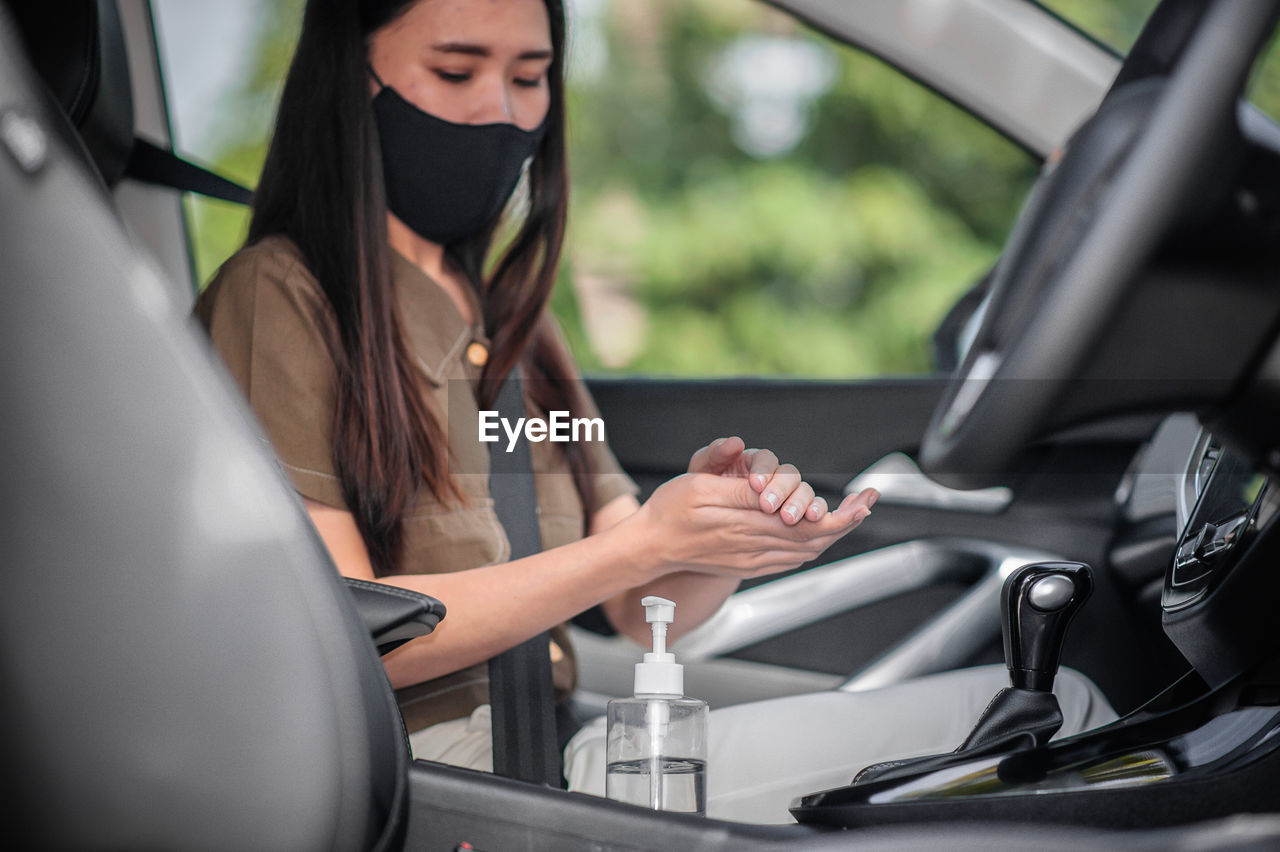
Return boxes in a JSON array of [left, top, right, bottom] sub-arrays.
[[1032, 1, 1160, 54], [153, 0, 1037, 379], [1247, 33, 1280, 123], [150, 0, 301, 297]]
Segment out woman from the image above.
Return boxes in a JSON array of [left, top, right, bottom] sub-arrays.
[[197, 0, 1114, 823]]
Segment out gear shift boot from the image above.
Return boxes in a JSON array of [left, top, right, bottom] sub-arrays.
[[958, 686, 1063, 751]]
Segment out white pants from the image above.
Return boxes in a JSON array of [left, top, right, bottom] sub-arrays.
[[410, 665, 1116, 824]]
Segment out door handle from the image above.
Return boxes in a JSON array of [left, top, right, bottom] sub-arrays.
[[845, 452, 1012, 514]]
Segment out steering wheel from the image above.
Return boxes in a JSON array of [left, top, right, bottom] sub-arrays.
[[919, 0, 1280, 490]]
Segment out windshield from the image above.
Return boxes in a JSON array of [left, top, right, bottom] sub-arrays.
[[1033, 1, 1160, 54], [1037, 0, 1280, 121]]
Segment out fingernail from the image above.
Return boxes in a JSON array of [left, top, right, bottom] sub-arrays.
[[853, 507, 871, 522], [712, 438, 726, 449], [783, 505, 799, 522], [764, 492, 779, 510], [753, 474, 768, 490], [866, 490, 880, 508]]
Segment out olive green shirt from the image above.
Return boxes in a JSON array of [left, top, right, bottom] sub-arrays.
[[195, 235, 638, 730]]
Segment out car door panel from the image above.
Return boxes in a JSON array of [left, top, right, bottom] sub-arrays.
[[586, 376, 1182, 713]]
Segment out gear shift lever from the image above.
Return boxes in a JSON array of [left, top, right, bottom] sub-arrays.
[[847, 561, 1096, 787], [1003, 562, 1093, 692], [952, 561, 1094, 753]]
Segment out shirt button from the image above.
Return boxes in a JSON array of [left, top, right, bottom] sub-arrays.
[[466, 341, 488, 367]]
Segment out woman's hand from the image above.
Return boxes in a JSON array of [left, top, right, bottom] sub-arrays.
[[687, 436, 851, 526], [623, 471, 878, 582]]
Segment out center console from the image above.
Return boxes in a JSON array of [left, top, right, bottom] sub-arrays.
[[790, 432, 1280, 830], [1163, 434, 1280, 686]]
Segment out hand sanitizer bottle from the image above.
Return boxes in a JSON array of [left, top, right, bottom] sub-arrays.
[[605, 596, 708, 815]]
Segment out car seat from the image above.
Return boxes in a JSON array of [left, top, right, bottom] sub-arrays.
[[0, 4, 412, 847]]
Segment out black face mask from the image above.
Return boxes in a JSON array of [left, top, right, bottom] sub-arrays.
[[369, 70, 547, 245]]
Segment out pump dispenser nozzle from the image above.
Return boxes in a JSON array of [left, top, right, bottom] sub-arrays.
[[635, 595, 683, 696], [643, 595, 674, 653]]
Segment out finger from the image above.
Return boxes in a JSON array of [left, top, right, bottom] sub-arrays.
[[747, 449, 778, 493], [805, 494, 828, 522], [712, 436, 747, 473], [693, 472, 772, 512], [760, 463, 801, 514], [818, 491, 874, 531], [836, 486, 877, 514], [849, 488, 879, 517], [731, 508, 843, 544], [715, 482, 873, 540], [747, 489, 872, 540], [687, 436, 746, 475], [779, 481, 816, 525]]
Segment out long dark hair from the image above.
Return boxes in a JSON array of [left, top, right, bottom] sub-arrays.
[[249, 0, 595, 575]]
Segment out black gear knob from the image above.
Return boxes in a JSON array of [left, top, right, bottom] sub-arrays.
[[1002, 562, 1093, 692]]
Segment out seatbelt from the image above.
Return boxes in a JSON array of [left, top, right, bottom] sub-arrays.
[[124, 137, 253, 205], [486, 367, 561, 786]]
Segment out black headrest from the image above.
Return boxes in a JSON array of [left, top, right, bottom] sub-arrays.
[[6, 0, 134, 186]]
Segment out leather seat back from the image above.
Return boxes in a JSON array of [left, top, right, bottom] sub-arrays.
[[0, 7, 406, 849]]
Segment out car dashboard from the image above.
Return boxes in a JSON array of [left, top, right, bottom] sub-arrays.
[[1167, 432, 1275, 612]]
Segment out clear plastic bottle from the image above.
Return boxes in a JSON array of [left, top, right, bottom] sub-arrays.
[[605, 596, 708, 815]]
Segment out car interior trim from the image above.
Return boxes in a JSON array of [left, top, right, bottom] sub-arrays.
[[845, 452, 1014, 514], [768, 0, 1117, 155], [674, 537, 1065, 669]]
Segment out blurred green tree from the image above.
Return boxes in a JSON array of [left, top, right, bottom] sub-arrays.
[[560, 0, 1033, 376], [1035, 0, 1159, 52]]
